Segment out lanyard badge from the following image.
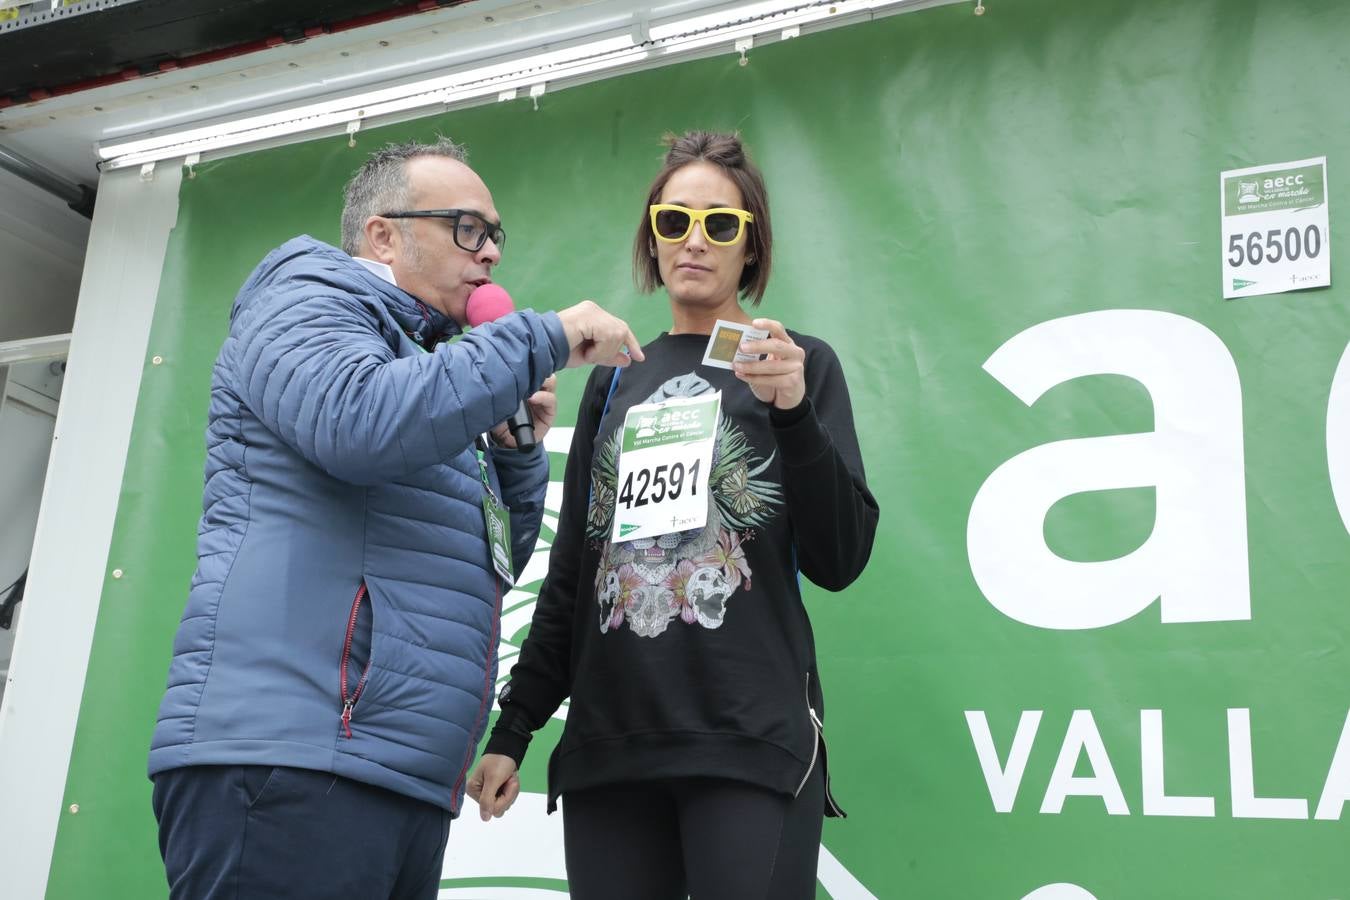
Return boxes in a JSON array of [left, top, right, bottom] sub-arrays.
[[477, 446, 515, 587]]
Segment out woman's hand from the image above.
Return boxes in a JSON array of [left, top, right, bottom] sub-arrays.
[[733, 318, 806, 410]]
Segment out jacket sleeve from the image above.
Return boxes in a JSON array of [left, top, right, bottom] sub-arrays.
[[770, 339, 880, 591], [491, 444, 551, 578], [228, 286, 569, 485], [484, 366, 611, 766]]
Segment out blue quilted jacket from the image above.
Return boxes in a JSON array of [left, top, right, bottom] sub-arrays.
[[148, 236, 568, 813]]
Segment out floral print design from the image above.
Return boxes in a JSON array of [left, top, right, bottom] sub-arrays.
[[587, 373, 782, 638]]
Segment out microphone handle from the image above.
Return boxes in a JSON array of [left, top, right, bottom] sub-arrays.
[[507, 400, 537, 450]]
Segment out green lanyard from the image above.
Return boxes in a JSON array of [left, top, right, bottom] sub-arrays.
[[475, 440, 499, 503]]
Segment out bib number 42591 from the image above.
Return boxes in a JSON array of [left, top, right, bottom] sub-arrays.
[[618, 459, 702, 509], [612, 392, 721, 543]]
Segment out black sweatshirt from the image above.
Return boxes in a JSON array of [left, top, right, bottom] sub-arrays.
[[485, 330, 879, 813]]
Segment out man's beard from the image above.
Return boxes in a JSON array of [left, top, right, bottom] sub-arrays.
[[400, 223, 428, 273]]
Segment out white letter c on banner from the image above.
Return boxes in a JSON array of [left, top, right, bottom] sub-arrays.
[[1327, 343, 1350, 536]]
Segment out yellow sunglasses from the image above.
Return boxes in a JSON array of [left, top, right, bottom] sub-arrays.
[[649, 204, 754, 246]]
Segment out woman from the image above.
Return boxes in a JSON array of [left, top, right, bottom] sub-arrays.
[[468, 131, 879, 899]]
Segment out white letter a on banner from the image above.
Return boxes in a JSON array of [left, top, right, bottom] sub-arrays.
[[967, 310, 1250, 630]]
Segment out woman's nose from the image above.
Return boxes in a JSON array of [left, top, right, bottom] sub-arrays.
[[684, 221, 709, 250]]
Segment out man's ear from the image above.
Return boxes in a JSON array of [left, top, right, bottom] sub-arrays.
[[363, 215, 399, 264]]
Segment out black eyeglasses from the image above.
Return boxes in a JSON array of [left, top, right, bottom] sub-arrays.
[[379, 209, 506, 254]]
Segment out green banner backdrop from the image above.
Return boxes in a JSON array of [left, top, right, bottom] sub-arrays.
[[47, 0, 1350, 896]]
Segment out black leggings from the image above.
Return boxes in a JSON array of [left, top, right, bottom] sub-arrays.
[[561, 763, 825, 900]]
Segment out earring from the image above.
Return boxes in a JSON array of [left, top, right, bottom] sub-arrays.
[[746, 255, 756, 265]]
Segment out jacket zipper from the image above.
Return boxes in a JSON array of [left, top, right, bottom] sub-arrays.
[[795, 674, 820, 797], [339, 583, 370, 739], [795, 719, 821, 798], [797, 673, 846, 817]]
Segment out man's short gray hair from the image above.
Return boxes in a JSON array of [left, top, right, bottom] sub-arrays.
[[339, 136, 469, 256]]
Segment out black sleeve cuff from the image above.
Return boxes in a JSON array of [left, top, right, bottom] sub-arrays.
[[770, 397, 831, 465], [769, 396, 812, 428], [484, 701, 535, 766], [483, 726, 531, 767]]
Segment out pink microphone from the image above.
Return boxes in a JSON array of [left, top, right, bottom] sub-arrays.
[[467, 283, 514, 327], [465, 283, 537, 450]]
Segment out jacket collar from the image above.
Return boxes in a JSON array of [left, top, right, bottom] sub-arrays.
[[292, 236, 462, 346]]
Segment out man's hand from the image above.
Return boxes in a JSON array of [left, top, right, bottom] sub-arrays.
[[465, 753, 521, 822], [556, 300, 645, 369], [491, 375, 558, 449], [734, 318, 807, 410]]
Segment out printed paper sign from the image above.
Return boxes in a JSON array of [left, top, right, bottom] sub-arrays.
[[1221, 156, 1330, 299], [611, 392, 721, 543]]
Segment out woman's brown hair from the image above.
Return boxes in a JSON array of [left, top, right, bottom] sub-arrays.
[[632, 131, 773, 305]]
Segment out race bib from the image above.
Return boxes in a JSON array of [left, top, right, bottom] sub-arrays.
[[611, 392, 721, 543]]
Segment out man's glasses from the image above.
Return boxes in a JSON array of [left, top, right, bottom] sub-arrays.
[[380, 209, 506, 254], [649, 204, 754, 246]]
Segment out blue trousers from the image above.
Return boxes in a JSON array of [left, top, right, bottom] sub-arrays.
[[152, 765, 451, 900]]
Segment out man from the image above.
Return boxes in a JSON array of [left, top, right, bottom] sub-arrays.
[[147, 137, 642, 898]]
